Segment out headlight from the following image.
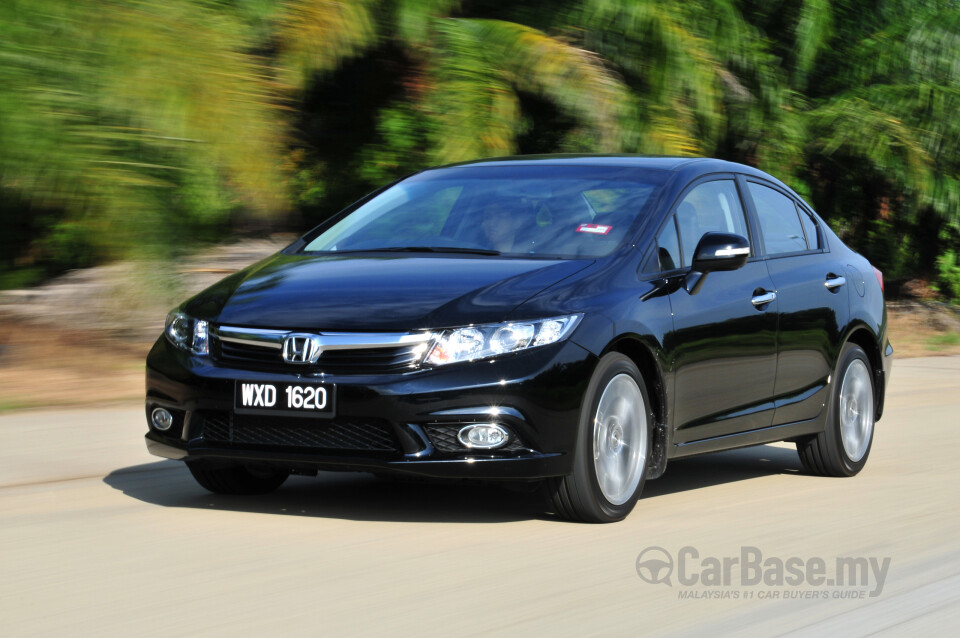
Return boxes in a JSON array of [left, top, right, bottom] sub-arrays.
[[164, 311, 209, 355], [424, 314, 581, 366]]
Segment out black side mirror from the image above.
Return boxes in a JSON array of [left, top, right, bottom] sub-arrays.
[[692, 232, 750, 273], [686, 233, 750, 294]]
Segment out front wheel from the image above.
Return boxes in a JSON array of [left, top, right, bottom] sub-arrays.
[[546, 353, 653, 523], [797, 343, 876, 476], [187, 461, 290, 495]]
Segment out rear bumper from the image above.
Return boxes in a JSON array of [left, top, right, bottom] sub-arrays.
[[144, 336, 596, 479], [877, 337, 893, 420]]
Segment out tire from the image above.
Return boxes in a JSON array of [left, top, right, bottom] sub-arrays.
[[186, 460, 290, 495], [546, 353, 653, 523], [797, 343, 876, 477]]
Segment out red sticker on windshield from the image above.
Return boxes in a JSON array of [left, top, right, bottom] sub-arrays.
[[576, 223, 612, 235]]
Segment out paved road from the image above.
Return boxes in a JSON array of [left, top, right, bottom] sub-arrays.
[[2, 357, 959, 636]]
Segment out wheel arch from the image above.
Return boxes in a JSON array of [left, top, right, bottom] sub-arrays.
[[841, 323, 885, 420], [601, 334, 669, 479]]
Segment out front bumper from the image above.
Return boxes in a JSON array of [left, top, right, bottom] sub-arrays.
[[144, 337, 597, 479]]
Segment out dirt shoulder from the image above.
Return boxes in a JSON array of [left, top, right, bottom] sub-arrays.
[[0, 320, 148, 412], [885, 301, 960, 358], [0, 238, 289, 412]]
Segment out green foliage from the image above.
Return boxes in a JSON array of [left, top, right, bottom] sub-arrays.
[[926, 332, 960, 349], [425, 17, 635, 161], [863, 218, 917, 280], [0, 267, 45, 291], [355, 103, 432, 186], [936, 251, 960, 302], [276, 0, 376, 87], [0, 0, 290, 279], [934, 224, 960, 302], [1, 0, 960, 299], [793, 0, 834, 85]]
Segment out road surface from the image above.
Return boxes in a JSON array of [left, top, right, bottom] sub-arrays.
[[2, 357, 959, 636]]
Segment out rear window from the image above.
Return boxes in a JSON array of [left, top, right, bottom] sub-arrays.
[[748, 182, 808, 255]]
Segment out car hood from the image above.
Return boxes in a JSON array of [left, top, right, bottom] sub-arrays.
[[184, 253, 594, 331]]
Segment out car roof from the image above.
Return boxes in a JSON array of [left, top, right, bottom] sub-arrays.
[[433, 154, 770, 177], [428, 154, 792, 196], [435, 154, 704, 170]]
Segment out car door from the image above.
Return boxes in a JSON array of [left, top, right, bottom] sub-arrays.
[[742, 178, 849, 425], [662, 177, 779, 444]]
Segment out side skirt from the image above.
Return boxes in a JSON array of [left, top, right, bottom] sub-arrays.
[[668, 416, 825, 459]]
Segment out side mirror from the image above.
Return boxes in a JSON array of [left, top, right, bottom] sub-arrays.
[[691, 232, 750, 273]]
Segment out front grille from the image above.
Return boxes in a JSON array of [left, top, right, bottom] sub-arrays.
[[217, 339, 277, 366], [313, 346, 424, 374], [211, 337, 423, 375], [424, 423, 527, 453], [200, 412, 399, 452]]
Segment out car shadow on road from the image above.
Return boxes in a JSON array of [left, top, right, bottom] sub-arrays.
[[642, 444, 803, 499], [103, 460, 543, 523], [103, 444, 803, 523]]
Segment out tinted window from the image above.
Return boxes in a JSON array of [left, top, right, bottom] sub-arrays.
[[348, 186, 462, 245], [582, 188, 645, 213], [656, 215, 681, 271], [748, 182, 807, 255], [302, 165, 667, 259], [799, 208, 820, 250], [675, 180, 749, 266]]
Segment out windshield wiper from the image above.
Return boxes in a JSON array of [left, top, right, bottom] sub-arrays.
[[359, 246, 502, 256]]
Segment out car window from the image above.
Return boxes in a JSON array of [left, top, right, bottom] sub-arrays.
[[332, 185, 463, 247], [748, 182, 808, 255], [675, 180, 749, 266], [656, 215, 682, 271], [799, 207, 820, 250], [302, 165, 668, 259], [582, 188, 649, 215]]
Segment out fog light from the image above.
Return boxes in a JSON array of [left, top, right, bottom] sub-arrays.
[[151, 407, 174, 431], [458, 423, 509, 449]]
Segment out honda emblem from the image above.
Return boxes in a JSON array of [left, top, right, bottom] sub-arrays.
[[282, 334, 323, 364]]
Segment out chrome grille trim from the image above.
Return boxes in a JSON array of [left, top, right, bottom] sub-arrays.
[[213, 325, 433, 351], [216, 326, 285, 349]]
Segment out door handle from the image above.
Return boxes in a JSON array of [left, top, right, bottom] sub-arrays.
[[825, 274, 846, 291], [751, 291, 776, 307]]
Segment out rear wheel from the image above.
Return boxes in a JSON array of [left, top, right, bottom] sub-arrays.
[[187, 461, 290, 495], [546, 353, 653, 523], [797, 343, 875, 476]]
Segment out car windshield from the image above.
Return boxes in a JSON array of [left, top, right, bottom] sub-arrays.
[[301, 165, 668, 259]]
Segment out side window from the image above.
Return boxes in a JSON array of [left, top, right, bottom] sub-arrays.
[[640, 216, 681, 274], [799, 208, 820, 250], [675, 180, 749, 266], [656, 215, 681, 271], [748, 182, 808, 255]]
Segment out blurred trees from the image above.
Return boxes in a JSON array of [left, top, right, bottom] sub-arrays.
[[1, 0, 959, 298], [0, 0, 289, 284]]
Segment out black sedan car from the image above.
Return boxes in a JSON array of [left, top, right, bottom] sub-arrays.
[[145, 155, 892, 522]]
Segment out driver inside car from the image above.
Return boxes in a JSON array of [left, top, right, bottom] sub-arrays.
[[481, 202, 526, 253]]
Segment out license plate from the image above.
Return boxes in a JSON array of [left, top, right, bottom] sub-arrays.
[[234, 380, 336, 417]]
